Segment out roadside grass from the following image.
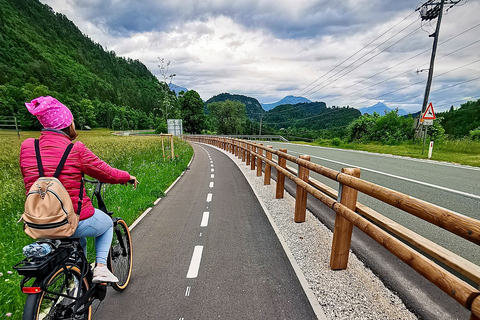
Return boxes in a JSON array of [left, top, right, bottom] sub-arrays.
[[310, 138, 480, 167], [0, 129, 193, 320]]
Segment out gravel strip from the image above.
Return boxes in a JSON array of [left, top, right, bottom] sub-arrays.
[[222, 148, 418, 320]]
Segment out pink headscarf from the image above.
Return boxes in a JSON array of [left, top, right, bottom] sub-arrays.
[[25, 96, 73, 130]]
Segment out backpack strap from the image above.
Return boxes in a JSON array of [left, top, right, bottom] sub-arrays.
[[77, 176, 84, 215], [34, 139, 44, 177], [53, 143, 74, 178]]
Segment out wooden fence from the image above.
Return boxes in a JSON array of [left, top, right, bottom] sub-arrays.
[[184, 135, 480, 320], [0, 116, 21, 137]]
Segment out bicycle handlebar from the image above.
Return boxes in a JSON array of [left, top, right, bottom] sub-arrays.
[[83, 179, 138, 185]]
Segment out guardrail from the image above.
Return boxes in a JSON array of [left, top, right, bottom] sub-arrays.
[[216, 134, 289, 142], [184, 135, 480, 320]]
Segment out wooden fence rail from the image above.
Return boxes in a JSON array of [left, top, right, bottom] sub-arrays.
[[184, 135, 480, 320]]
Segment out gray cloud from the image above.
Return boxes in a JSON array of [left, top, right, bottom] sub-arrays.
[[42, 0, 480, 112]]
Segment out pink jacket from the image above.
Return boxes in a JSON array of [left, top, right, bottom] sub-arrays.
[[20, 130, 131, 221]]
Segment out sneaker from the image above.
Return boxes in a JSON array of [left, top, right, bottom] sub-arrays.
[[92, 266, 119, 283]]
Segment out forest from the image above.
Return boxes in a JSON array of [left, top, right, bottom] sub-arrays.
[[0, 0, 175, 131]]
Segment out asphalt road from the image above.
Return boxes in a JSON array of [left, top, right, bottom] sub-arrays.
[[94, 143, 317, 319], [262, 141, 480, 267]]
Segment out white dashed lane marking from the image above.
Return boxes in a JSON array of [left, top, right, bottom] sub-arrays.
[[186, 246, 204, 279], [201, 212, 210, 227]]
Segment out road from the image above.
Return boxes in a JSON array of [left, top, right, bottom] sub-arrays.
[[94, 143, 318, 319], [262, 141, 480, 267]]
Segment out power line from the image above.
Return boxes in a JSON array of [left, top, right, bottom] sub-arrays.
[[316, 22, 480, 102], [297, 11, 418, 96], [305, 25, 423, 98], [262, 107, 347, 126]]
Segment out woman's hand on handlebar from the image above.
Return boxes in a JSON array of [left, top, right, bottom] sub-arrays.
[[127, 175, 139, 189]]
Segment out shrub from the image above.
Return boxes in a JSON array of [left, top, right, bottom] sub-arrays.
[[470, 127, 480, 141], [155, 120, 168, 134], [332, 137, 342, 146]]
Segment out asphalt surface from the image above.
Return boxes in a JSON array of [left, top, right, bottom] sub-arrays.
[[94, 143, 317, 319]]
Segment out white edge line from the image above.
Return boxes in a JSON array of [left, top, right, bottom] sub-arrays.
[[129, 148, 195, 231], [198, 142, 327, 320], [129, 207, 152, 231]]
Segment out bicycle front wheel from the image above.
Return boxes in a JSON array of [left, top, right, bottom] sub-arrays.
[[23, 265, 91, 320], [108, 218, 133, 291]]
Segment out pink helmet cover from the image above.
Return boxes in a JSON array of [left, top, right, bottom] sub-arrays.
[[25, 96, 73, 130]]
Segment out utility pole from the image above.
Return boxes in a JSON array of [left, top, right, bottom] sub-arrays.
[[415, 0, 464, 133]]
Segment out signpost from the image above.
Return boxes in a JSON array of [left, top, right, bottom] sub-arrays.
[[421, 103, 436, 155]]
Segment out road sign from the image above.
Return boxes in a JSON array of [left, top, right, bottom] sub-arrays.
[[423, 119, 433, 126], [422, 102, 436, 120]]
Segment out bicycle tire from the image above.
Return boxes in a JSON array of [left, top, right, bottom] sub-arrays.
[[109, 218, 133, 291], [22, 265, 91, 320]]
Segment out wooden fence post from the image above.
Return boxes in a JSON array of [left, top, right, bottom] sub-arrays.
[[161, 136, 165, 160], [276, 149, 287, 199], [294, 155, 310, 223], [250, 143, 256, 171], [170, 134, 174, 159], [246, 144, 251, 166], [330, 167, 361, 270], [264, 146, 273, 185], [242, 142, 246, 162], [256, 144, 263, 177]]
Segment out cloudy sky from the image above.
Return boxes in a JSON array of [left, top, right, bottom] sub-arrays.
[[41, 0, 479, 113]]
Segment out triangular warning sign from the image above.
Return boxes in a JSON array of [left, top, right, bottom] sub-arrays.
[[423, 102, 436, 120]]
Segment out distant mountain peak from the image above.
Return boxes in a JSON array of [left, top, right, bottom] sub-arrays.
[[262, 96, 312, 111], [169, 83, 188, 95], [359, 102, 408, 116]]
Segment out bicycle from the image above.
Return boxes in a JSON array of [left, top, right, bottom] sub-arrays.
[[14, 179, 134, 320]]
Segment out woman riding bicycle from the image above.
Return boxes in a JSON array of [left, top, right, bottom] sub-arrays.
[[20, 96, 138, 284]]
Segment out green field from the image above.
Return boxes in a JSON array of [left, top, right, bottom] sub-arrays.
[[0, 129, 193, 319]]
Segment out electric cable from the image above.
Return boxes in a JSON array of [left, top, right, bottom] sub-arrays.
[[297, 11, 418, 96]]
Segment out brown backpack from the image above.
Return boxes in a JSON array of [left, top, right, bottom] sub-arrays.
[[22, 140, 82, 239]]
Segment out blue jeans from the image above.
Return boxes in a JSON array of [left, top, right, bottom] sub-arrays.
[[70, 209, 113, 265]]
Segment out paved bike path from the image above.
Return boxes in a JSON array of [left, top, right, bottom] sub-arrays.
[[94, 143, 317, 319]]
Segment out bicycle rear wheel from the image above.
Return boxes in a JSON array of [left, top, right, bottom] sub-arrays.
[[108, 218, 133, 291], [23, 265, 91, 320]]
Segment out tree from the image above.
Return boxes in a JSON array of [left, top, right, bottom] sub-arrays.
[[179, 90, 205, 134], [207, 100, 247, 134]]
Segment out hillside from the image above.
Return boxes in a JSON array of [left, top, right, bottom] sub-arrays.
[[0, 0, 172, 129], [264, 102, 361, 130], [205, 93, 265, 120], [438, 99, 480, 138], [262, 95, 312, 111]]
